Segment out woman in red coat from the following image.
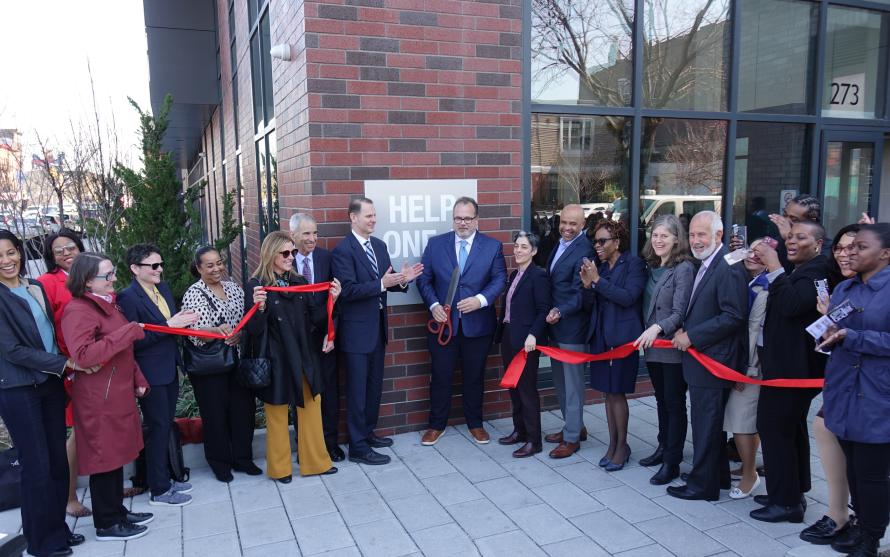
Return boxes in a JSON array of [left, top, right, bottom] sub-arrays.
[[37, 229, 92, 518], [61, 253, 153, 542]]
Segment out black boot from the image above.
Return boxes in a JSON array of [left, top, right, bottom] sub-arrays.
[[650, 463, 680, 485], [831, 517, 861, 554], [847, 533, 879, 557], [639, 444, 664, 467]]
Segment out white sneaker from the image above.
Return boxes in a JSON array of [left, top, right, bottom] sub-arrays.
[[149, 488, 192, 506], [729, 475, 761, 499]]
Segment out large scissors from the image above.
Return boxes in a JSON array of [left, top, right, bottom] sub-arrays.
[[427, 266, 460, 346]]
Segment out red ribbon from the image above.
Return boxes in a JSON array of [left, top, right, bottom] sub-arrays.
[[142, 282, 336, 343], [500, 339, 824, 390]]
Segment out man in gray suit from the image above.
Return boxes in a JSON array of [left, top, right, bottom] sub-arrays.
[[667, 211, 747, 501], [540, 204, 594, 459]]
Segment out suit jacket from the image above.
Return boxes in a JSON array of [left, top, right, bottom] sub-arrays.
[[417, 231, 506, 338], [681, 247, 748, 388], [546, 234, 594, 344], [760, 255, 829, 380], [643, 260, 695, 364], [495, 265, 551, 348], [331, 233, 407, 354], [117, 280, 182, 386], [582, 252, 646, 347]]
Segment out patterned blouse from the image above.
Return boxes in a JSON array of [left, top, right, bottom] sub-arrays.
[[181, 279, 245, 347]]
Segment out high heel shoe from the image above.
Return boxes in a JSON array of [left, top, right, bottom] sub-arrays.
[[729, 475, 761, 499], [605, 446, 631, 472], [598, 456, 611, 467]]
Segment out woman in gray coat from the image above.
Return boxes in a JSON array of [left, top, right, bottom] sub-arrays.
[[634, 215, 694, 485]]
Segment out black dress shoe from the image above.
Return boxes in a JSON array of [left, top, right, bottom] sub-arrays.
[[498, 431, 526, 446], [512, 442, 542, 458], [126, 512, 154, 526], [41, 549, 73, 557], [276, 475, 293, 484], [666, 485, 718, 501], [328, 445, 346, 462], [831, 517, 861, 553], [66, 532, 85, 547], [349, 449, 391, 465], [233, 462, 264, 476], [367, 434, 393, 448], [800, 515, 849, 545], [639, 445, 664, 467], [650, 463, 680, 485], [750, 504, 804, 523], [754, 494, 807, 511], [845, 533, 879, 557], [213, 469, 234, 483]]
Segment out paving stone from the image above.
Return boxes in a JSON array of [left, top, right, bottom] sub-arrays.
[[320, 465, 373, 496], [592, 485, 670, 523], [531, 481, 604, 518], [613, 543, 674, 556], [129, 498, 182, 530], [400, 449, 458, 479], [183, 531, 241, 557], [387, 493, 453, 532], [236, 506, 295, 549], [636, 515, 728, 557], [183, 499, 236, 539], [242, 539, 302, 556], [422, 473, 484, 506], [554, 461, 623, 493], [446, 498, 518, 539], [123, 525, 182, 557], [651, 494, 739, 531], [435, 435, 509, 483], [615, 463, 686, 498], [570, 510, 654, 554], [411, 523, 480, 557], [706, 521, 792, 557], [281, 482, 338, 520], [292, 512, 355, 555], [476, 477, 542, 512], [541, 536, 611, 557], [502, 457, 564, 488], [230, 477, 282, 514], [307, 547, 360, 557], [475, 530, 547, 557], [507, 503, 583, 545], [349, 517, 417, 557], [332, 489, 394, 526], [364, 463, 426, 501]]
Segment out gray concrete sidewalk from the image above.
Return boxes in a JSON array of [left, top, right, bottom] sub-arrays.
[[1, 395, 887, 556]]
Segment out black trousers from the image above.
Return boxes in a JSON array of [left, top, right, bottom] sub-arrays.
[[757, 387, 818, 506], [344, 328, 384, 454], [139, 379, 179, 496], [648, 362, 688, 466], [0, 379, 69, 556], [499, 325, 542, 446], [839, 439, 890, 540], [89, 467, 127, 529], [686, 385, 730, 498], [189, 371, 256, 475], [428, 322, 493, 431]]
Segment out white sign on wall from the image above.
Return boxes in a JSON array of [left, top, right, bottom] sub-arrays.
[[827, 73, 866, 113], [365, 179, 478, 306]]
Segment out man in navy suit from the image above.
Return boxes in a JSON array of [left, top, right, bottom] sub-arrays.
[[332, 198, 423, 465], [290, 212, 345, 463], [418, 197, 507, 446], [542, 204, 594, 458]]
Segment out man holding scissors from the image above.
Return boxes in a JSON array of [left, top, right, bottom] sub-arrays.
[[418, 197, 506, 446]]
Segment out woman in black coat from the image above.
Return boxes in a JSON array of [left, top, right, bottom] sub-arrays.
[[750, 221, 829, 523], [244, 231, 341, 482], [495, 231, 551, 458]]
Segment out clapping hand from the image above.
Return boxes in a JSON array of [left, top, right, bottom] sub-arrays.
[[580, 259, 599, 288], [400, 262, 424, 283], [381, 266, 406, 288]]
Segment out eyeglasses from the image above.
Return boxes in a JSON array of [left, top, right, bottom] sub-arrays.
[[833, 244, 852, 253], [136, 262, 164, 270], [593, 237, 615, 246], [453, 216, 477, 224], [278, 250, 298, 258], [93, 271, 116, 281], [52, 243, 78, 256]]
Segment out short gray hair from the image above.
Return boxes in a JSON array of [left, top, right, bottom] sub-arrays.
[[289, 212, 316, 232], [691, 210, 724, 236]]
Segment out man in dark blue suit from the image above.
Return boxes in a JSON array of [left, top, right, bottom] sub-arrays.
[[542, 204, 594, 458], [332, 198, 423, 465], [417, 197, 506, 446], [290, 212, 345, 463]]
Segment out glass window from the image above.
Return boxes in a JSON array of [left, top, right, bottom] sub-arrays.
[[639, 118, 727, 243], [255, 137, 267, 239], [732, 122, 808, 241], [642, 0, 730, 111], [822, 7, 889, 119], [531, 1, 633, 106], [247, 0, 258, 28], [266, 131, 279, 232], [530, 113, 631, 264], [738, 0, 816, 114], [823, 141, 875, 237], [250, 34, 263, 131], [260, 12, 274, 123]]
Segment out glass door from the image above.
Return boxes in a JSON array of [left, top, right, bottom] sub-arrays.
[[820, 131, 884, 236]]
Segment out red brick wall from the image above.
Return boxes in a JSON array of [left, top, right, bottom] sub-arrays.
[[203, 0, 653, 439]]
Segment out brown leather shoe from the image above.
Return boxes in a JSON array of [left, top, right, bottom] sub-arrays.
[[512, 442, 543, 458], [421, 429, 445, 446], [498, 431, 525, 445], [543, 427, 587, 444], [549, 441, 580, 459], [469, 427, 490, 444]]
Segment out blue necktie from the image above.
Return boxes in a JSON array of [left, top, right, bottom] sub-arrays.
[[364, 240, 379, 277], [458, 240, 469, 274]]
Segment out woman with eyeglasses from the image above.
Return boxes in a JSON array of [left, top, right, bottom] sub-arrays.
[[243, 231, 341, 481], [580, 220, 646, 471], [117, 244, 199, 507], [180, 246, 259, 483], [61, 252, 156, 541], [37, 229, 94, 518], [495, 231, 550, 458], [818, 223, 890, 556], [0, 230, 89, 554]]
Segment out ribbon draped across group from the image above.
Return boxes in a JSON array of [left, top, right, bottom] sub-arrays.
[[501, 339, 825, 390], [142, 282, 336, 343]]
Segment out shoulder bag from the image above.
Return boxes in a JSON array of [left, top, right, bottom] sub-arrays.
[[182, 289, 237, 376]]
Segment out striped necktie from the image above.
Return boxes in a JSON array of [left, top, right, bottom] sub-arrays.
[[301, 256, 313, 283], [364, 240, 379, 277]]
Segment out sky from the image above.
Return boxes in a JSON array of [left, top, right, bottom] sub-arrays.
[[1, 1, 151, 165]]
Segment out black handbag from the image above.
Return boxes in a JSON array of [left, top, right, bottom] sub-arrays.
[[183, 289, 238, 376], [238, 326, 271, 389]]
